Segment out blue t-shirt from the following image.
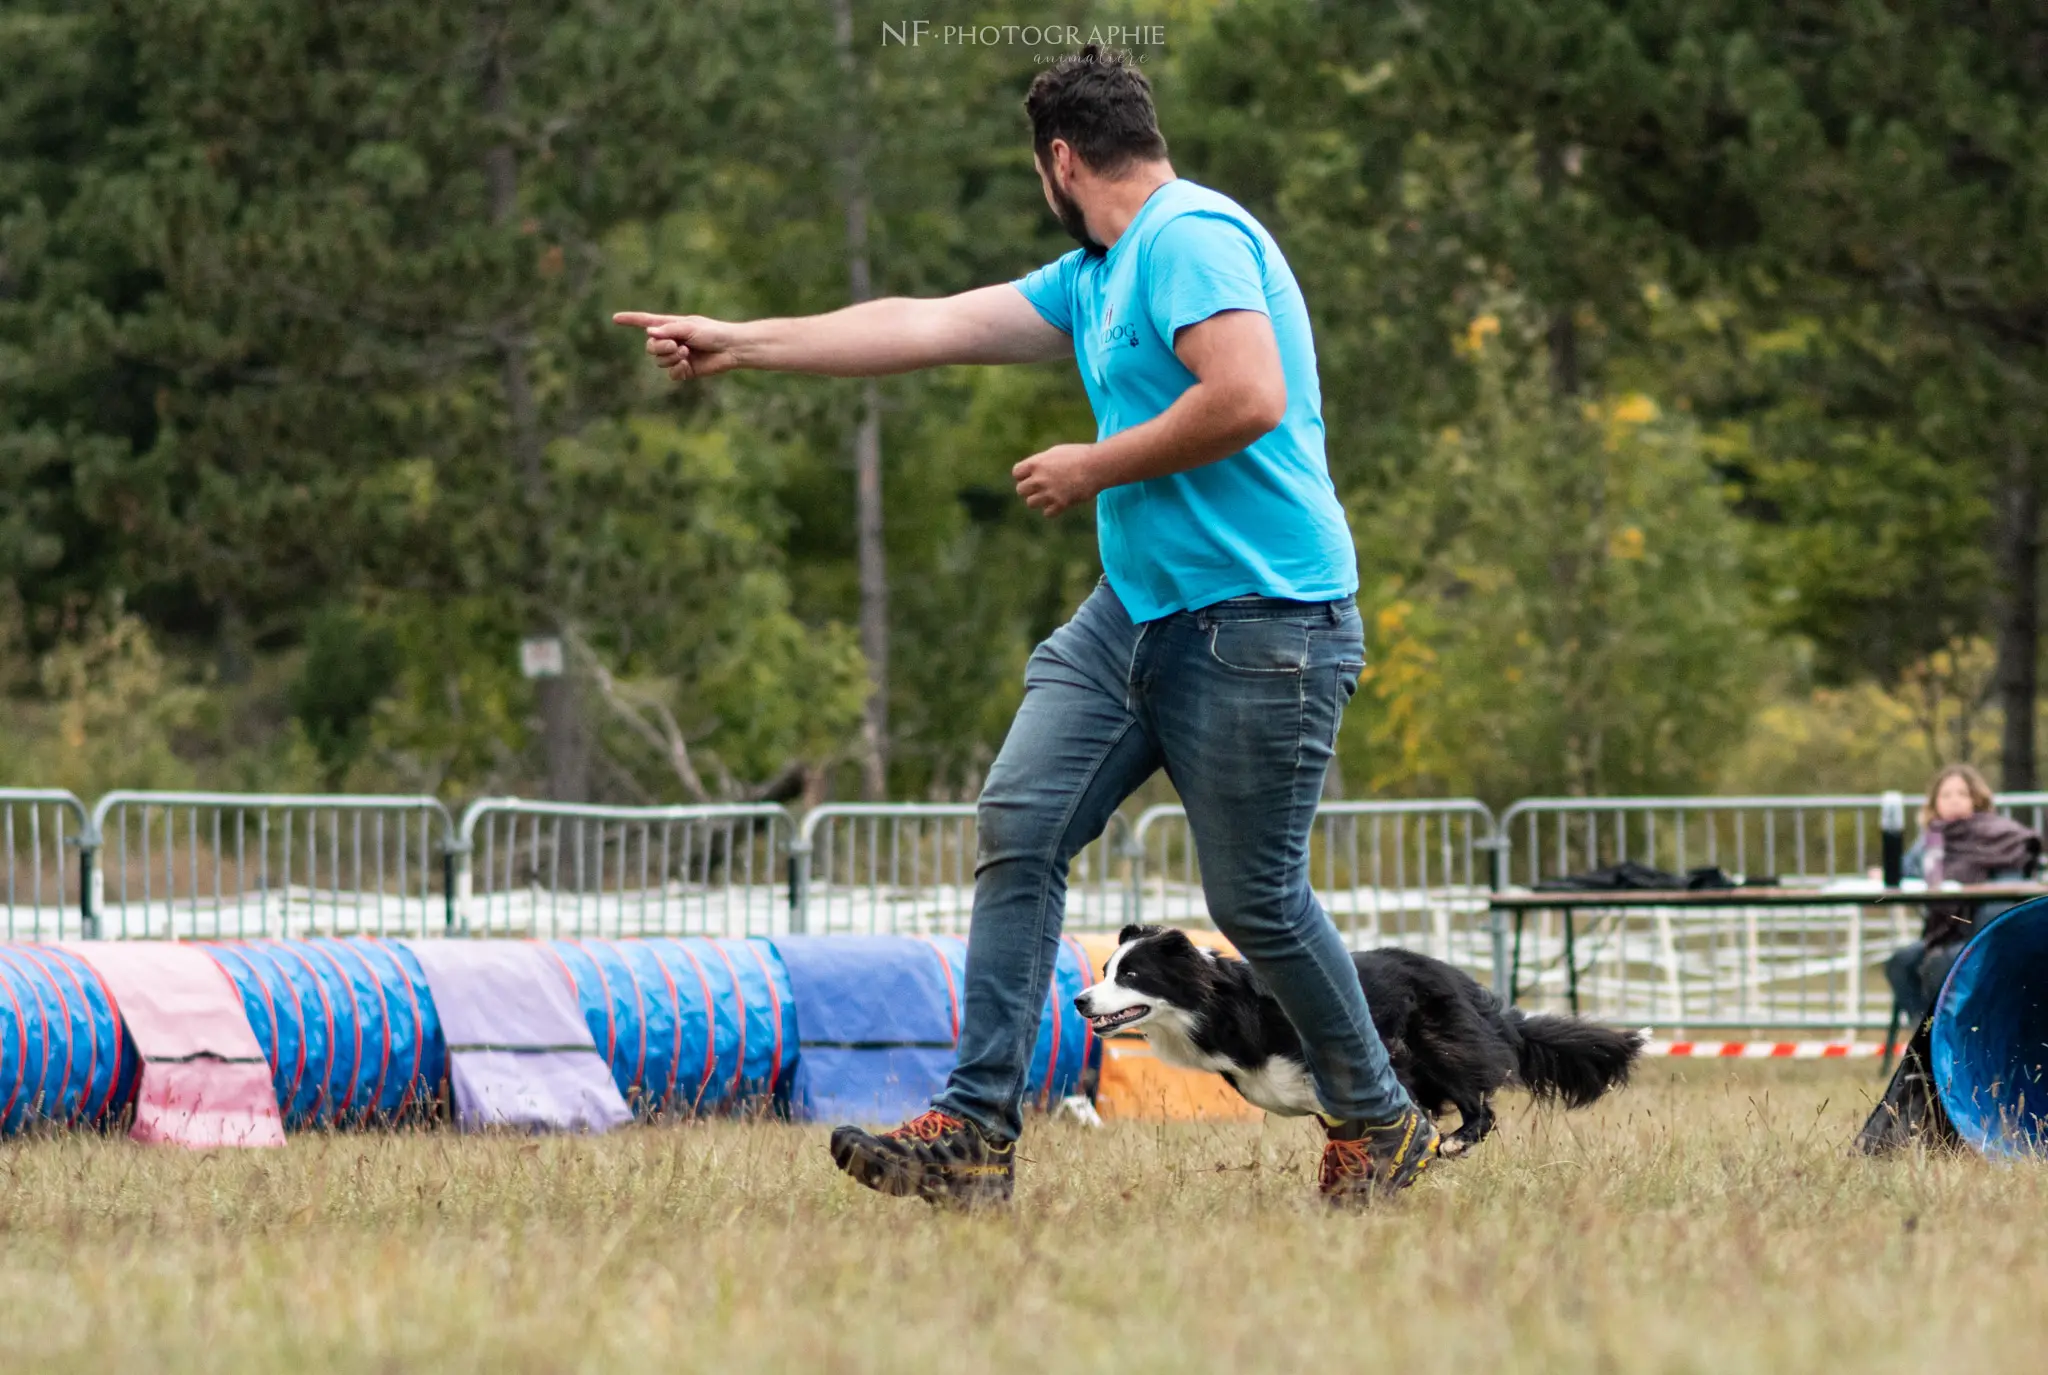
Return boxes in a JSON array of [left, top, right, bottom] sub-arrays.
[[1011, 178, 1357, 622]]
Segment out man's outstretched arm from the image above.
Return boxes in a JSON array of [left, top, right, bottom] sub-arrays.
[[613, 284, 1072, 380]]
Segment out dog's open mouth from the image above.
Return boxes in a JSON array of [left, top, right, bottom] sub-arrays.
[[1087, 1005, 1151, 1033]]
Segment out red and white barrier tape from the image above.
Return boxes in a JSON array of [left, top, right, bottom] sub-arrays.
[[1642, 1039, 1898, 1060]]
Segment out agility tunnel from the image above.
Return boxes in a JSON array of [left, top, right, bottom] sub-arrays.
[[206, 939, 444, 1129], [0, 945, 138, 1131], [0, 933, 1097, 1139], [772, 934, 1094, 1125], [1860, 895, 2048, 1156], [1928, 896, 2048, 1156], [546, 939, 798, 1117]]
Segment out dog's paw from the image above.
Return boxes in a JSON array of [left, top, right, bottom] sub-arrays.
[[1437, 1136, 1472, 1161]]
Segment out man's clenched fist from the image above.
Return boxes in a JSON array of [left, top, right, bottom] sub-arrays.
[[1012, 443, 1103, 518]]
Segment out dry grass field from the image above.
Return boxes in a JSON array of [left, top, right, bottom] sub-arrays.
[[0, 1061, 2042, 1373]]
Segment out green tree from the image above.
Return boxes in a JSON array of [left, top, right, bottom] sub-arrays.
[[1391, 0, 2048, 785], [1344, 311, 1765, 802], [4, 0, 873, 801]]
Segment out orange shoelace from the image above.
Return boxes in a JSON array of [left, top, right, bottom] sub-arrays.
[[1319, 1135, 1376, 1190], [887, 1109, 965, 1143]]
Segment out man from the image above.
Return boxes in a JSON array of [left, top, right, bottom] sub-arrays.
[[614, 46, 1436, 1204]]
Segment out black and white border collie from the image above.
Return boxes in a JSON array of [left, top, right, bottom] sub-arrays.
[[1074, 925, 1643, 1155]]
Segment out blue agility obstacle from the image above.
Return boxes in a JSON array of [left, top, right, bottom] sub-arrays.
[[771, 934, 1094, 1126], [1929, 896, 2048, 1156], [546, 938, 798, 1117], [0, 945, 136, 1131], [1861, 894, 2048, 1156], [0, 935, 1090, 1136], [205, 939, 446, 1128]]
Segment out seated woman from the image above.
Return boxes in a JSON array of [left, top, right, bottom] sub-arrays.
[[1885, 763, 2045, 1030]]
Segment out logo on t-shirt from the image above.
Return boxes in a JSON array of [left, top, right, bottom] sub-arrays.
[[1102, 303, 1141, 349]]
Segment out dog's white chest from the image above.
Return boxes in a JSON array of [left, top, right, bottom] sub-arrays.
[[1141, 1021, 1322, 1117], [1223, 1058, 1322, 1117]]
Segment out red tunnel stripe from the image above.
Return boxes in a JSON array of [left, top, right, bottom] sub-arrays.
[[541, 941, 579, 998], [276, 944, 339, 1120], [740, 942, 785, 1102], [257, 943, 312, 1112], [18, 948, 91, 1126], [708, 942, 748, 1102], [1061, 934, 1096, 1093], [1039, 939, 1079, 1109], [573, 944, 619, 1069], [6, 950, 67, 1122], [540, 943, 619, 1085], [0, 953, 32, 1129], [379, 942, 428, 1118], [306, 943, 367, 1120], [645, 943, 684, 1112], [330, 941, 394, 1122], [596, 941, 650, 1102], [210, 945, 280, 1080], [71, 950, 130, 1123], [673, 943, 718, 1113], [0, 949, 57, 1123], [918, 938, 962, 1042]]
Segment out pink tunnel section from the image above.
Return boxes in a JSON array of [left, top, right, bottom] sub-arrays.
[[67, 942, 285, 1149]]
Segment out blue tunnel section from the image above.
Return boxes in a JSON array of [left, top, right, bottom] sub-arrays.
[[0, 945, 136, 1131], [771, 934, 1092, 1126], [544, 939, 799, 1117], [204, 939, 446, 1128], [1932, 896, 2048, 1157]]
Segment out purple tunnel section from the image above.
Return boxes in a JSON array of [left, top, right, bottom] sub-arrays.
[[771, 935, 1093, 1126], [403, 940, 631, 1134], [543, 939, 798, 1117]]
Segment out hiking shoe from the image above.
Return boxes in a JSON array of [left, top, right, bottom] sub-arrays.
[[1318, 1106, 1441, 1203], [829, 1109, 1016, 1207]]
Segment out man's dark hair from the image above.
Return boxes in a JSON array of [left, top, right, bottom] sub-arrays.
[[1024, 44, 1169, 175]]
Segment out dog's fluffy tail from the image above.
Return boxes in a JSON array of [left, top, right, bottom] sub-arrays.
[[1509, 1012, 1643, 1108]]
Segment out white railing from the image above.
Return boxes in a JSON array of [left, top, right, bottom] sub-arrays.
[[453, 799, 793, 938], [789, 803, 1137, 936], [1130, 799, 1500, 969], [0, 790, 89, 939], [90, 791, 454, 940]]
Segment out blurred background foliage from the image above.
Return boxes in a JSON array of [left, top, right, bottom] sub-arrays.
[[5, 0, 2046, 808]]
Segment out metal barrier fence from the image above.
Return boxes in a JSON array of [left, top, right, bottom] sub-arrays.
[[9, 784, 2047, 1040], [1498, 794, 1904, 887], [454, 799, 793, 938], [1131, 800, 1502, 980], [1492, 793, 2048, 1033], [0, 790, 89, 939], [89, 791, 454, 940], [1494, 791, 2048, 887], [789, 804, 1136, 935]]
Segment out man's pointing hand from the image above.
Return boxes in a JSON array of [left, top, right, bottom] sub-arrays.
[[611, 312, 744, 381]]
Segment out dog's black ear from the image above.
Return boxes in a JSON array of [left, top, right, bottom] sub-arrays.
[[1122, 925, 1198, 954]]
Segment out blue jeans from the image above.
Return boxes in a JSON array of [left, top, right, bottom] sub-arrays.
[[931, 580, 1413, 1141]]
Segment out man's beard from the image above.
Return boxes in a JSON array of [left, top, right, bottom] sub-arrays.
[[1049, 178, 1107, 257]]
